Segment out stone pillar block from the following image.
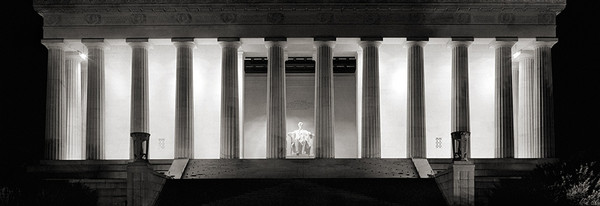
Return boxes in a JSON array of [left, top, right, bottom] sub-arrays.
[[127, 162, 168, 206], [435, 161, 475, 206]]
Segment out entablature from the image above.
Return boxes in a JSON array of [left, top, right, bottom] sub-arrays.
[[33, 0, 565, 39]]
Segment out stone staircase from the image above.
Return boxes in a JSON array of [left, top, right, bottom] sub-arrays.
[[155, 178, 447, 206], [26, 159, 173, 206], [154, 159, 446, 206]]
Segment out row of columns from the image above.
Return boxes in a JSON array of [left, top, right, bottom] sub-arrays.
[[42, 37, 556, 160]]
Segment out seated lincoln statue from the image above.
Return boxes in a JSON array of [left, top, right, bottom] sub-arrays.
[[286, 122, 314, 156]]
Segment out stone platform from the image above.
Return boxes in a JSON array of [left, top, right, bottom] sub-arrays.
[[182, 159, 419, 179]]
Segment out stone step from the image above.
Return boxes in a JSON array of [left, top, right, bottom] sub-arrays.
[[156, 178, 447, 206], [183, 159, 419, 179]]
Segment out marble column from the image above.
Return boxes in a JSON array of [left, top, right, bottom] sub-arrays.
[[42, 39, 66, 160], [359, 38, 382, 159], [511, 61, 519, 154], [219, 38, 241, 159], [81, 60, 88, 158], [448, 37, 473, 159], [491, 38, 517, 158], [82, 38, 107, 160], [65, 51, 84, 160], [405, 38, 428, 158], [173, 38, 195, 159], [533, 38, 556, 158], [127, 38, 151, 161], [516, 50, 534, 158], [265, 38, 287, 159], [517, 38, 557, 158], [314, 38, 336, 159]]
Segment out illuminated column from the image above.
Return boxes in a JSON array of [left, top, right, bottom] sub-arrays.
[[42, 39, 66, 160], [512, 61, 519, 154], [265, 38, 287, 159], [173, 38, 195, 159], [516, 50, 533, 158], [65, 51, 84, 160], [219, 38, 241, 159], [491, 38, 517, 158], [405, 38, 428, 158], [82, 38, 107, 160], [127, 38, 151, 161], [359, 38, 382, 159], [81, 60, 88, 158], [448, 37, 473, 159], [314, 37, 336, 159], [517, 38, 557, 158]]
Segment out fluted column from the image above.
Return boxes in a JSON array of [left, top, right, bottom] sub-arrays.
[[517, 38, 557, 158], [405, 38, 428, 158], [359, 38, 382, 158], [491, 38, 517, 158], [65, 51, 84, 160], [511, 61, 519, 154], [533, 39, 556, 158], [173, 38, 195, 159], [314, 38, 336, 159], [448, 37, 473, 159], [82, 38, 107, 160], [219, 38, 242, 159], [42, 39, 66, 160], [127, 38, 151, 161], [81, 60, 88, 158], [265, 38, 287, 159], [516, 50, 534, 158]]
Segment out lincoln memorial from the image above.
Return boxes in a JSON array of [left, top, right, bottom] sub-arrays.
[[28, 0, 566, 205]]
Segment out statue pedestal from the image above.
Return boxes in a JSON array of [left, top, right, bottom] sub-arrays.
[[435, 161, 475, 206], [127, 162, 168, 206]]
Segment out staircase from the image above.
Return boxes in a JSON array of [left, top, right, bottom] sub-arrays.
[[155, 159, 446, 206], [155, 178, 446, 206], [26, 159, 173, 206]]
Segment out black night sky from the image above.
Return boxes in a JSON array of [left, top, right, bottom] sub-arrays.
[[2, 0, 599, 179]]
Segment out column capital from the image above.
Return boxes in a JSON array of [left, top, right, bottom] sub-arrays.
[[219, 41, 242, 49], [447, 37, 473, 48], [531, 37, 558, 49], [126, 38, 152, 49], [313, 40, 336, 48], [41, 38, 66, 49], [172, 38, 196, 49], [404, 40, 428, 48], [265, 40, 287, 49], [489, 37, 517, 49], [514, 50, 534, 62], [65, 51, 85, 62], [82, 38, 109, 49], [358, 40, 382, 49]]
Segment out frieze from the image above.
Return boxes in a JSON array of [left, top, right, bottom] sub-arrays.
[[220, 13, 236, 23], [38, 7, 562, 27], [85, 14, 102, 24], [175, 13, 192, 23]]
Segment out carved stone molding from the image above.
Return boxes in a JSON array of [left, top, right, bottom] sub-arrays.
[[33, 0, 565, 38]]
